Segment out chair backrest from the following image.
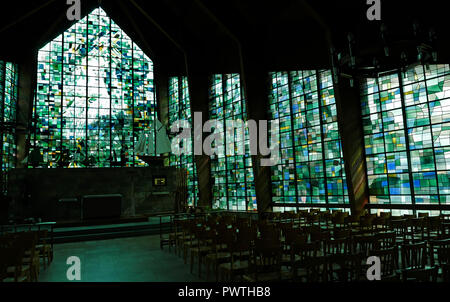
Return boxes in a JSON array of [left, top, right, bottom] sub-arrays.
[[390, 219, 408, 238], [429, 238, 450, 266], [14, 232, 37, 255], [402, 266, 438, 282], [249, 239, 282, 281], [442, 263, 450, 282], [370, 247, 398, 277], [376, 231, 396, 249], [332, 212, 348, 225], [328, 253, 363, 282], [333, 228, 352, 240], [309, 227, 330, 242], [238, 224, 258, 244], [0, 246, 25, 281], [288, 233, 307, 247], [291, 241, 319, 263], [259, 224, 280, 241], [324, 237, 351, 256], [352, 234, 379, 257], [401, 241, 428, 270]]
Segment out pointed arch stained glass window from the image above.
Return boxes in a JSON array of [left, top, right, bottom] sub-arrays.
[[34, 7, 157, 168]]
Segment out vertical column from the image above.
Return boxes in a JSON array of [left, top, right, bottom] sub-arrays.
[[155, 64, 169, 126], [240, 50, 273, 213], [16, 55, 37, 169], [333, 78, 369, 215], [187, 65, 212, 209]]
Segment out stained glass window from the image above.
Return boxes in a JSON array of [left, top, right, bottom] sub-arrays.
[[34, 7, 157, 168], [208, 74, 257, 211], [268, 70, 349, 209], [0, 61, 18, 193], [361, 64, 450, 210], [168, 76, 198, 207]]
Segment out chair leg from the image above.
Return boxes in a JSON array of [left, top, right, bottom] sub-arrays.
[[198, 255, 202, 278], [206, 259, 210, 281], [190, 251, 195, 273]]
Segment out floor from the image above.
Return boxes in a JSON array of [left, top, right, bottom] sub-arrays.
[[38, 235, 202, 282]]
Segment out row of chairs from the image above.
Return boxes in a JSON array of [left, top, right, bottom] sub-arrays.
[[0, 230, 53, 282], [165, 211, 450, 282]]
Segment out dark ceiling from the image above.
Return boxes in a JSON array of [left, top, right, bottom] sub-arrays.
[[0, 0, 449, 74]]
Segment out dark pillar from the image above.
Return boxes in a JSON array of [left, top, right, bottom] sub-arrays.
[[155, 64, 169, 126], [16, 54, 37, 169], [187, 65, 212, 209], [240, 50, 273, 213], [334, 78, 369, 215]]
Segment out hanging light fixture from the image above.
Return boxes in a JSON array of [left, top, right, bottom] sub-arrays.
[[330, 19, 438, 86]]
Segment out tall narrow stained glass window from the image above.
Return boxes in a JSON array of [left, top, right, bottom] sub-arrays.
[[0, 61, 18, 193], [34, 7, 157, 168], [268, 70, 349, 209], [208, 74, 257, 211], [168, 76, 198, 207], [361, 64, 450, 211]]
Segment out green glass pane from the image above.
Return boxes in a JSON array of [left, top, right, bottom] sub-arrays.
[[366, 154, 386, 175], [388, 173, 411, 195], [368, 175, 389, 195], [410, 149, 436, 171]]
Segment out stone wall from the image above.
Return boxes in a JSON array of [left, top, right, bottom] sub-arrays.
[[7, 167, 177, 221]]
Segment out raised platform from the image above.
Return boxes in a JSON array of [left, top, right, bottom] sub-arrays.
[[52, 215, 173, 243], [1, 214, 174, 244]]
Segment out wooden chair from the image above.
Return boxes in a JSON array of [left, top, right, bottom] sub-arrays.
[[344, 215, 361, 229], [190, 225, 214, 277], [333, 228, 352, 240], [407, 217, 426, 242], [425, 216, 442, 241], [306, 213, 319, 228], [15, 232, 39, 282], [291, 241, 326, 282], [370, 247, 399, 280], [324, 237, 351, 257], [243, 238, 286, 282], [282, 233, 307, 270], [218, 229, 253, 281], [401, 241, 429, 270], [327, 253, 364, 282], [376, 231, 397, 249], [331, 212, 348, 229], [309, 227, 330, 254], [390, 219, 408, 244], [442, 263, 450, 282], [169, 217, 184, 254], [429, 238, 450, 267], [359, 214, 376, 234], [181, 219, 200, 264], [34, 230, 53, 269], [352, 234, 379, 258], [372, 216, 387, 231], [319, 210, 332, 230], [1, 247, 29, 282], [402, 266, 438, 282], [204, 228, 232, 281]]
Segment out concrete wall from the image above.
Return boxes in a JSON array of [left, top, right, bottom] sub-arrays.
[[7, 167, 177, 221]]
